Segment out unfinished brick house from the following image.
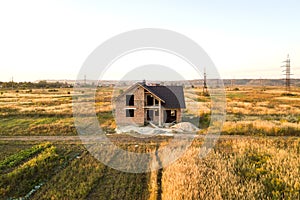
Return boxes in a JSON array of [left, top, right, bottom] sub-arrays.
[[115, 81, 186, 127]]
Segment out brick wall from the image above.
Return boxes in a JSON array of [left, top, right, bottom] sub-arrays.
[[115, 85, 183, 127], [115, 86, 145, 126], [176, 108, 182, 123]]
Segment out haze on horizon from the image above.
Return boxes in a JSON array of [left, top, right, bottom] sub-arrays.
[[0, 0, 300, 82]]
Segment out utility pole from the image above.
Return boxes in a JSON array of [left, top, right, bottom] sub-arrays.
[[259, 77, 265, 90], [230, 78, 235, 90], [84, 75, 86, 86], [203, 68, 208, 95], [11, 76, 13, 90], [259, 77, 262, 87], [281, 54, 292, 92]]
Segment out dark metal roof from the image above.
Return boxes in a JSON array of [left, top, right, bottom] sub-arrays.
[[143, 84, 186, 108], [115, 82, 165, 103]]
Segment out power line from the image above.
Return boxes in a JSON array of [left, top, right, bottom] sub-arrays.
[[281, 54, 292, 92]]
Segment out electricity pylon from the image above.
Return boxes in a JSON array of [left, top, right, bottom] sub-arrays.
[[281, 54, 292, 92]]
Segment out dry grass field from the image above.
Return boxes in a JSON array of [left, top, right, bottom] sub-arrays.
[[160, 137, 300, 199], [0, 88, 115, 135], [0, 85, 299, 199], [0, 85, 299, 136], [184, 86, 300, 136], [0, 137, 298, 199]]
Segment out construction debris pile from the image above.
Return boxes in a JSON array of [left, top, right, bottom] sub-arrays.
[[115, 122, 199, 135]]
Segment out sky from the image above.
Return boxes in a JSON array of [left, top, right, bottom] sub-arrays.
[[0, 0, 300, 82]]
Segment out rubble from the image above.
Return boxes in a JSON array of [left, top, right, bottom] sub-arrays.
[[170, 122, 199, 132], [115, 122, 199, 135]]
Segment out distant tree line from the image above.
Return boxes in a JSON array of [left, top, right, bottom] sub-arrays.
[[0, 81, 73, 89]]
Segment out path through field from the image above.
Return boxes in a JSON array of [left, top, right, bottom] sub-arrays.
[[0, 134, 298, 142]]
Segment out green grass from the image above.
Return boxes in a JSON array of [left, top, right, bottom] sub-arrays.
[[0, 142, 51, 172], [0, 145, 59, 198], [0, 139, 153, 199], [0, 117, 60, 128], [0, 142, 85, 199], [32, 146, 150, 200], [234, 147, 299, 199], [0, 141, 37, 160], [0, 116, 76, 135], [226, 93, 246, 99]]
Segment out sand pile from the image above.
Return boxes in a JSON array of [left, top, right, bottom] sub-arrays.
[[170, 122, 199, 132]]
